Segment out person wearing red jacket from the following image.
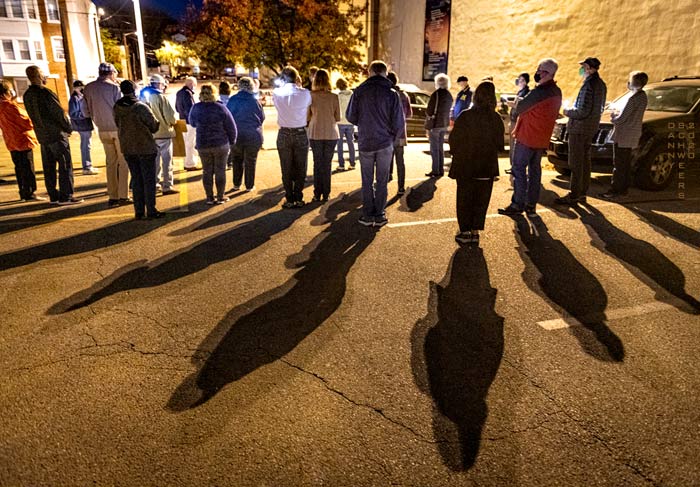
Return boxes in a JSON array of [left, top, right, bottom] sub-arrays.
[[499, 58, 562, 216], [0, 80, 43, 201]]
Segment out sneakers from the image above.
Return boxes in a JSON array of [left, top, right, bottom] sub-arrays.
[[293, 200, 305, 208], [82, 167, 99, 175], [58, 197, 84, 206], [118, 198, 133, 205], [216, 196, 230, 204], [455, 232, 472, 245], [374, 216, 388, 228], [599, 191, 626, 200], [311, 195, 321, 202], [206, 198, 216, 206], [397, 188, 406, 195], [108, 199, 120, 208], [358, 216, 374, 227], [555, 194, 585, 206], [147, 211, 166, 219], [525, 204, 537, 216], [24, 194, 46, 201], [497, 206, 523, 216], [245, 186, 255, 192], [337, 166, 345, 172], [184, 166, 201, 172], [162, 189, 179, 195], [282, 201, 295, 209], [232, 186, 241, 191]]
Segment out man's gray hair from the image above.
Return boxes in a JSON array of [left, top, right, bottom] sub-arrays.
[[434, 73, 450, 89], [538, 58, 559, 75], [238, 76, 254, 93], [369, 60, 388, 76]]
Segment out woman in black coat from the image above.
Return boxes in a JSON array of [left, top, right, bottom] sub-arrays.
[[448, 81, 504, 246]]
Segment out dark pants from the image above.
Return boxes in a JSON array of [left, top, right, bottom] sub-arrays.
[[40, 137, 75, 202], [199, 144, 229, 200], [390, 144, 406, 190], [611, 144, 633, 194], [277, 127, 308, 203], [310, 139, 336, 198], [232, 142, 261, 189], [456, 178, 494, 232], [124, 153, 157, 218], [359, 145, 393, 219], [510, 142, 543, 210], [10, 150, 37, 200], [336, 124, 355, 168], [568, 132, 593, 199]]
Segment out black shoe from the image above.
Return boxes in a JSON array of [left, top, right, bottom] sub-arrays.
[[525, 204, 537, 216], [282, 201, 295, 209], [147, 211, 166, 219], [108, 199, 120, 208], [293, 200, 305, 208], [554, 195, 578, 206], [504, 168, 513, 175], [58, 197, 84, 206], [118, 198, 133, 205], [24, 194, 47, 201], [358, 216, 374, 227], [497, 206, 523, 216], [337, 166, 345, 172], [425, 172, 437, 177], [162, 189, 179, 195], [471, 232, 480, 246], [311, 195, 321, 202], [397, 188, 405, 195], [374, 216, 388, 228], [455, 232, 472, 245], [321, 195, 329, 202]]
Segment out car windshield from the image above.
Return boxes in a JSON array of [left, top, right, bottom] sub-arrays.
[[642, 86, 700, 113], [409, 92, 430, 107]]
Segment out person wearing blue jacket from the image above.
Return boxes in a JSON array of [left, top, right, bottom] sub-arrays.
[[189, 84, 238, 204], [345, 60, 405, 227], [226, 77, 265, 191], [68, 80, 97, 175]]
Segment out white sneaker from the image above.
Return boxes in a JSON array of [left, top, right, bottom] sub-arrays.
[[82, 168, 99, 175]]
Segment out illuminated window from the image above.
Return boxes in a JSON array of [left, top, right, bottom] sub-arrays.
[[27, 0, 38, 19], [34, 41, 43, 60], [51, 37, 64, 61], [46, 0, 59, 21], [2, 40, 15, 60]]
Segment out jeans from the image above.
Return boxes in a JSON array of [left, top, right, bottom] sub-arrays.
[[510, 142, 543, 210], [232, 142, 261, 189], [199, 144, 230, 200], [457, 178, 494, 231], [277, 127, 309, 203], [124, 153, 158, 217], [184, 124, 198, 168], [336, 124, 355, 168], [155, 138, 174, 190], [429, 127, 447, 175], [359, 145, 393, 219], [10, 150, 37, 200], [311, 139, 336, 198], [98, 130, 129, 200], [568, 132, 593, 199], [390, 144, 406, 190], [40, 137, 75, 202], [78, 131, 92, 170], [611, 144, 633, 194]]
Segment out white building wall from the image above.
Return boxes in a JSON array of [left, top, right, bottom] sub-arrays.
[[0, 15, 49, 78], [67, 0, 103, 83], [378, 0, 700, 101]]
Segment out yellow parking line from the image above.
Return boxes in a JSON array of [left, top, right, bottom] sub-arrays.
[[178, 167, 189, 211]]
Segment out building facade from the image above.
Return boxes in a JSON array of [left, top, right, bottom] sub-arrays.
[[0, 0, 103, 106], [377, 0, 700, 101]]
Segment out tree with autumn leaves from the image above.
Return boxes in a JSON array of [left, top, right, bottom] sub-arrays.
[[186, 0, 367, 79]]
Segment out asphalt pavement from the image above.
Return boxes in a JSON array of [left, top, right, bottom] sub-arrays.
[[0, 126, 699, 486]]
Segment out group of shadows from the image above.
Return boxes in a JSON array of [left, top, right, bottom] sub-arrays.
[[2, 175, 699, 472]]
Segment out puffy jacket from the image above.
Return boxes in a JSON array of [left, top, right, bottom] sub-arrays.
[[449, 106, 504, 179], [143, 89, 177, 139], [188, 101, 237, 149], [513, 80, 562, 149], [565, 72, 607, 135], [22, 84, 72, 144], [0, 98, 37, 151], [345, 75, 404, 152], [426, 88, 453, 129], [69, 92, 93, 132], [113, 94, 159, 155], [226, 91, 264, 146], [83, 76, 121, 131], [175, 86, 195, 122]]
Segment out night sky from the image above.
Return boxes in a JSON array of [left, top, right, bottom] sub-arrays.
[[93, 0, 203, 20]]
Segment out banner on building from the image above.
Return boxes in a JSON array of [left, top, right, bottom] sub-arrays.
[[422, 0, 451, 81]]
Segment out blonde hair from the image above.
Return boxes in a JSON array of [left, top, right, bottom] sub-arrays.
[[199, 83, 217, 102], [312, 69, 331, 91]]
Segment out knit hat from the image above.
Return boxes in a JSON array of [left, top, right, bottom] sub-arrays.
[[149, 74, 166, 86], [457, 76, 468, 82], [99, 62, 117, 76], [73, 80, 85, 88], [120, 79, 136, 94]]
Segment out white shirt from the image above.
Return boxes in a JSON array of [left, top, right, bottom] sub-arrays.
[[273, 83, 312, 128]]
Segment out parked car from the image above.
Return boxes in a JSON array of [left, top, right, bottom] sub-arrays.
[[547, 76, 700, 190], [396, 83, 431, 137]]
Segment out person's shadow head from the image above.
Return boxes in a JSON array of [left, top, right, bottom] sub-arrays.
[[411, 247, 504, 470], [400, 178, 437, 212]]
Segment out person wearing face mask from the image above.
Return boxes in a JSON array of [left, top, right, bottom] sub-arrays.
[[505, 72, 531, 177], [555, 57, 607, 205], [498, 58, 562, 216], [451, 75, 471, 122], [600, 71, 648, 199], [22, 65, 82, 205], [69, 80, 98, 175]]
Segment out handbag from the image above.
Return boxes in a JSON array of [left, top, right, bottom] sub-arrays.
[[424, 90, 439, 130]]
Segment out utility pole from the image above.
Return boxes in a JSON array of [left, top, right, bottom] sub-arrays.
[[57, 0, 76, 88], [133, 0, 148, 80]]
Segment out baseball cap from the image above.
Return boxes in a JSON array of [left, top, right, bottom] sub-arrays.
[[98, 62, 117, 76], [150, 74, 166, 86], [579, 57, 601, 69], [457, 75, 468, 82]]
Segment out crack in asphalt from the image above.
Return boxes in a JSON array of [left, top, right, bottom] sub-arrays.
[[501, 356, 661, 486], [279, 357, 436, 444]]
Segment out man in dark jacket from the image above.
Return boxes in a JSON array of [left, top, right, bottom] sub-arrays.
[[114, 80, 163, 220], [499, 58, 562, 216], [175, 76, 199, 170], [556, 57, 607, 205], [69, 80, 97, 175], [22, 65, 82, 205], [346, 60, 405, 227]]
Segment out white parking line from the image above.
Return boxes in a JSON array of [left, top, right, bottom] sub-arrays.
[[537, 301, 686, 330]]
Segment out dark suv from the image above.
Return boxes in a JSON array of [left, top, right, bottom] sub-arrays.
[[547, 76, 700, 190]]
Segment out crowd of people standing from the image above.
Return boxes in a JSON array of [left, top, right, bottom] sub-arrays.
[[0, 56, 648, 246]]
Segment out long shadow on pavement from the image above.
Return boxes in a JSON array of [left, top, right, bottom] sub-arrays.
[[513, 214, 625, 362], [400, 177, 437, 212], [575, 204, 700, 313], [166, 192, 376, 411], [411, 247, 504, 471], [0, 198, 118, 235], [625, 204, 700, 250]]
